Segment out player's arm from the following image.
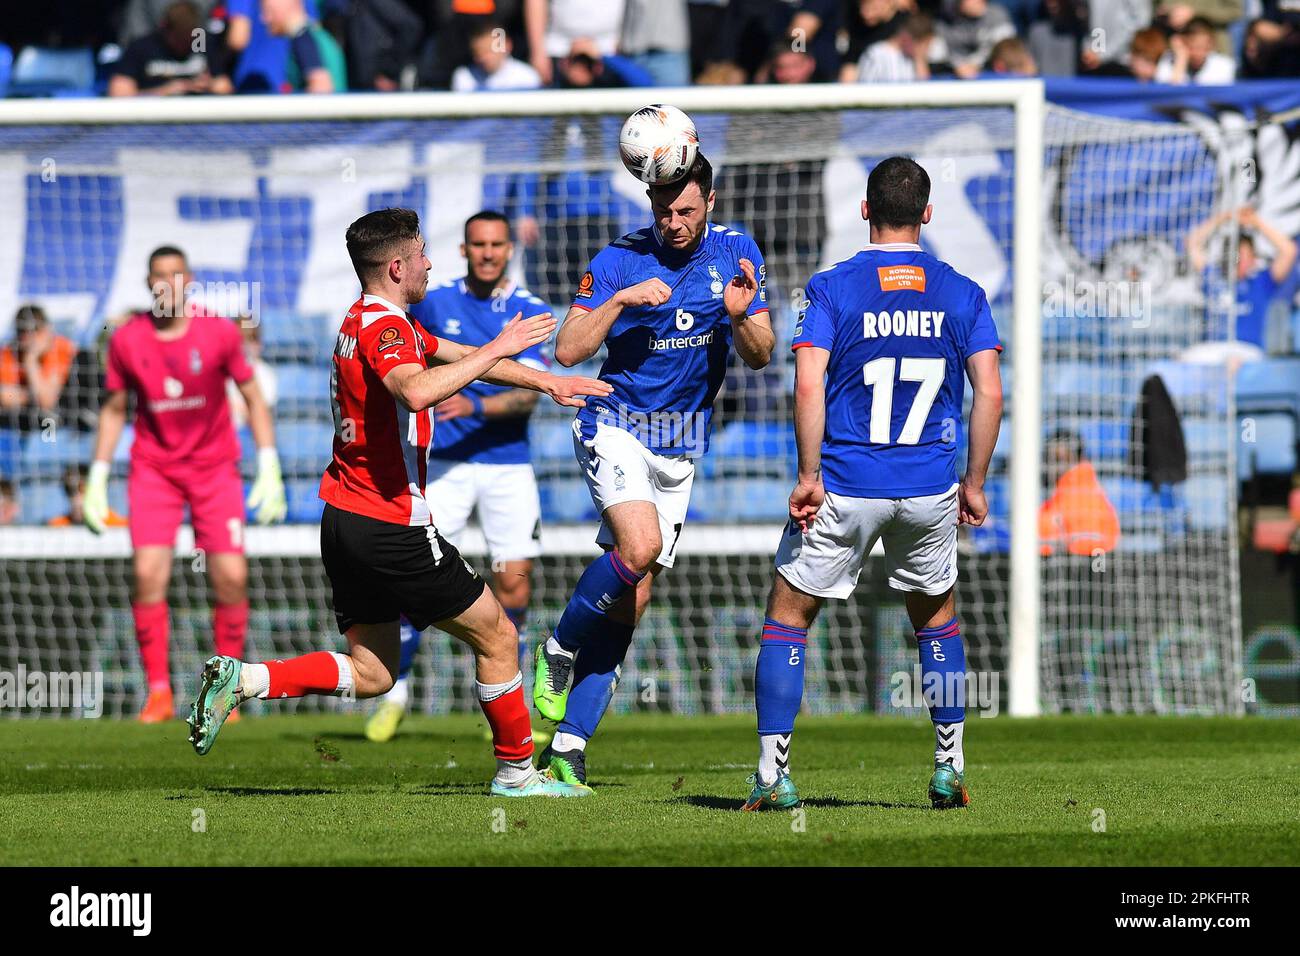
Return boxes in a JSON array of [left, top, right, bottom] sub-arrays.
[[84, 389, 128, 534], [553, 278, 672, 367], [726, 257, 775, 370], [430, 330, 611, 410], [237, 375, 287, 525], [960, 349, 1004, 527], [1239, 207, 1298, 283], [1186, 209, 1234, 273], [790, 344, 830, 532]]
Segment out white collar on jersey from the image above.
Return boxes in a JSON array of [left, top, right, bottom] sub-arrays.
[[361, 292, 407, 316], [863, 242, 922, 252], [457, 277, 517, 301]]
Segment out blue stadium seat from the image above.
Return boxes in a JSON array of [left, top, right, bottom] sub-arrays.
[[22, 480, 67, 524], [260, 312, 335, 363], [1239, 413, 1298, 477], [0, 44, 13, 97], [703, 421, 795, 479], [276, 421, 336, 479], [0, 428, 22, 477], [22, 431, 92, 477], [1183, 476, 1231, 532], [1147, 360, 1229, 416], [1182, 418, 1230, 459], [115, 426, 133, 463], [539, 479, 597, 523], [530, 419, 575, 462], [108, 477, 128, 516], [285, 479, 325, 523], [1235, 358, 1300, 418], [691, 478, 788, 522], [273, 363, 333, 418], [8, 46, 95, 97]]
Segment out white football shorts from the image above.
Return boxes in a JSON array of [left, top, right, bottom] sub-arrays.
[[775, 483, 959, 598], [572, 419, 695, 569], [425, 459, 542, 562]]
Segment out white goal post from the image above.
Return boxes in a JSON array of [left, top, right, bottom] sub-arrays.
[[0, 81, 1053, 717]]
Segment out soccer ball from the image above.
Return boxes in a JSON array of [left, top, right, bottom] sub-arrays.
[[619, 105, 699, 186]]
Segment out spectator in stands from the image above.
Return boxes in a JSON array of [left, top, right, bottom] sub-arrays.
[[48, 464, 127, 528], [1081, 0, 1151, 72], [337, 0, 424, 91], [781, 0, 846, 82], [1188, 206, 1299, 352], [1027, 0, 1086, 76], [620, 0, 691, 87], [1241, 17, 1300, 77], [0, 305, 76, 431], [551, 37, 649, 88], [937, 0, 1016, 78], [108, 0, 233, 96], [0, 479, 18, 526], [1155, 17, 1237, 83], [224, 0, 317, 92], [856, 12, 936, 81], [226, 318, 278, 428], [1039, 429, 1120, 557], [525, 0, 627, 86], [765, 39, 819, 84], [261, 0, 347, 92], [120, 0, 216, 46], [841, 0, 909, 82], [1154, 0, 1242, 54], [986, 35, 1037, 73], [688, 0, 732, 79], [452, 19, 542, 91], [694, 59, 748, 84], [1127, 27, 1169, 80], [417, 0, 524, 90]]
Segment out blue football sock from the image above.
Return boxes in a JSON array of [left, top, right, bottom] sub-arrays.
[[916, 617, 966, 723], [556, 621, 635, 742], [397, 617, 421, 681], [552, 551, 643, 653], [755, 619, 807, 784]]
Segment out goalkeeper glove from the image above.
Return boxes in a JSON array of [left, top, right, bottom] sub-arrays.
[[84, 460, 111, 535], [246, 446, 287, 525]]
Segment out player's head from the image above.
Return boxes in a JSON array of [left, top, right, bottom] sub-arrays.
[[147, 245, 191, 320], [468, 21, 511, 75], [863, 156, 932, 240], [461, 211, 513, 287], [648, 153, 715, 253], [261, 0, 308, 37], [346, 207, 430, 304]]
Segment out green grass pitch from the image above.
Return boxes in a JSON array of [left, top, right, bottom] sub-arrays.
[[2, 713, 1296, 866]]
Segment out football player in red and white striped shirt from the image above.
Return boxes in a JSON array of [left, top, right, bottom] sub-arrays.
[[185, 208, 609, 797]]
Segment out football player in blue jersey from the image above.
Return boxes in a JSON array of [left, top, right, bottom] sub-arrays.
[[742, 156, 1004, 811], [532, 154, 776, 785], [365, 211, 553, 743]]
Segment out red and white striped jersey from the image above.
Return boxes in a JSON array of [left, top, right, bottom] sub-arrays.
[[319, 293, 441, 526]]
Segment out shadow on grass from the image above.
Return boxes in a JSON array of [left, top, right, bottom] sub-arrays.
[[203, 786, 336, 797], [669, 795, 929, 811]]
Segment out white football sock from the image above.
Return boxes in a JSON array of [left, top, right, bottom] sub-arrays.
[[239, 663, 269, 701], [758, 733, 791, 787], [934, 722, 964, 773], [476, 672, 523, 702], [552, 731, 587, 752], [385, 676, 409, 709], [494, 757, 535, 787], [544, 635, 576, 660]]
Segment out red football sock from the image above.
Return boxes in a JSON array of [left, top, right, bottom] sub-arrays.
[[132, 601, 171, 691], [478, 680, 534, 762], [213, 600, 249, 660], [264, 651, 351, 699]]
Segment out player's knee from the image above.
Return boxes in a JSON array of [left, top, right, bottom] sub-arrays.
[[616, 540, 660, 576]]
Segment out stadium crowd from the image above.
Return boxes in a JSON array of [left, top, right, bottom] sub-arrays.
[[2, 0, 1299, 97]]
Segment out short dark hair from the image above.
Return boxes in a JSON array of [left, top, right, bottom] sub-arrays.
[[148, 245, 187, 270], [14, 303, 48, 334], [464, 209, 511, 241], [649, 151, 713, 202], [346, 207, 422, 283], [867, 156, 930, 229], [1046, 428, 1086, 463], [466, 18, 504, 43], [1183, 16, 1215, 36]]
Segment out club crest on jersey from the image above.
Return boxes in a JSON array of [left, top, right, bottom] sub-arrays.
[[708, 264, 724, 297], [376, 326, 406, 352], [163, 376, 183, 399], [576, 271, 594, 300], [189, 348, 202, 375]]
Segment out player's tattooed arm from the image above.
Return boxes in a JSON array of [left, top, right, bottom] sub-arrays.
[[554, 277, 672, 366], [727, 258, 774, 370], [790, 345, 829, 531], [960, 349, 1004, 527]]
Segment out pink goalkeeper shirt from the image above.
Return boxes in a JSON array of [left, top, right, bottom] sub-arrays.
[[105, 311, 253, 466]]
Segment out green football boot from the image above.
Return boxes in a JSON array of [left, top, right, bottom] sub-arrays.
[[186, 656, 244, 756], [741, 772, 801, 811], [533, 640, 575, 722], [537, 743, 587, 786], [365, 700, 406, 743], [928, 762, 970, 809]]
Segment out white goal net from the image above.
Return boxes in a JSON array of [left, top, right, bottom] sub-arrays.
[[0, 84, 1243, 718]]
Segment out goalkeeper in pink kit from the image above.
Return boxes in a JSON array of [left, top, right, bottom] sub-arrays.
[[85, 246, 286, 722]]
